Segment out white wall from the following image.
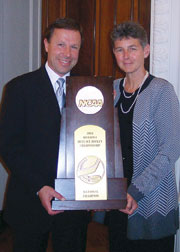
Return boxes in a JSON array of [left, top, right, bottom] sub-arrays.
[[150, 0, 180, 251], [0, 0, 42, 210]]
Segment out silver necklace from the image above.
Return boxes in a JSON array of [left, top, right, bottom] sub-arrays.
[[122, 79, 135, 98], [120, 71, 149, 114]]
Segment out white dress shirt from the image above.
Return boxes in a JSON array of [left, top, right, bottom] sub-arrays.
[[45, 62, 70, 95]]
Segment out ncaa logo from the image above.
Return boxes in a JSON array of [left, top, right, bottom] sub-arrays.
[[76, 86, 104, 114]]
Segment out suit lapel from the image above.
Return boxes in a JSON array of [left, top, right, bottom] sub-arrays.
[[35, 66, 61, 117]]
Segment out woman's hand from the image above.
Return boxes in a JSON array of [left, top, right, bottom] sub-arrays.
[[120, 193, 138, 215]]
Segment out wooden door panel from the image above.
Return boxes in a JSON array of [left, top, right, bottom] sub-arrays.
[[41, 0, 151, 77], [66, 0, 96, 76], [97, 0, 115, 76], [116, 0, 132, 23]]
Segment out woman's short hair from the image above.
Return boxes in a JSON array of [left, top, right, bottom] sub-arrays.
[[111, 21, 148, 48]]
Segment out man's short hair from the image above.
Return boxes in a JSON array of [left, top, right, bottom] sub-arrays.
[[111, 21, 148, 48], [44, 17, 83, 43]]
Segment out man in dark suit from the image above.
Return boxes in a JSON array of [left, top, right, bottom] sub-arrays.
[[0, 18, 89, 252]]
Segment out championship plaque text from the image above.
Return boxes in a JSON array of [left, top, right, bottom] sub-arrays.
[[74, 125, 107, 200]]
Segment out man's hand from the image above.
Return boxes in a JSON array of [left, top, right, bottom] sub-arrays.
[[38, 186, 65, 215], [120, 193, 138, 215]]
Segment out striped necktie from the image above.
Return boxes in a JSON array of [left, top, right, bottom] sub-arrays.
[[56, 78, 65, 113]]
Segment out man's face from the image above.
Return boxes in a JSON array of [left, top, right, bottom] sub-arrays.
[[44, 28, 81, 76], [113, 37, 149, 75]]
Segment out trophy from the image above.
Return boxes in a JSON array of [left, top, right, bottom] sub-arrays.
[[52, 76, 127, 210]]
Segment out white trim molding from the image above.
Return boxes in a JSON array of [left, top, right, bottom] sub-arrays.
[[150, 0, 171, 80], [29, 0, 42, 71], [0, 0, 42, 211], [150, 1, 180, 251]]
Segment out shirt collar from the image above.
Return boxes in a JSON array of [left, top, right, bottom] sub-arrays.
[[45, 62, 70, 93]]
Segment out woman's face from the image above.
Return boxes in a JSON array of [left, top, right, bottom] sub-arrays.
[[113, 37, 150, 75]]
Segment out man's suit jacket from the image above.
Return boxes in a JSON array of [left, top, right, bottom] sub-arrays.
[[0, 66, 88, 232]]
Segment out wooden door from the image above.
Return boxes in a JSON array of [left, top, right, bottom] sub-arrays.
[[42, 0, 151, 78]]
